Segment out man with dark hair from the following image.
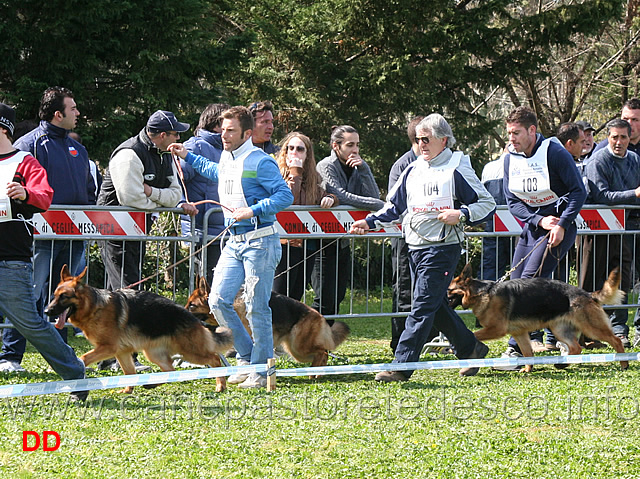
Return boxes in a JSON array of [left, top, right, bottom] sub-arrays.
[[98, 110, 197, 290], [0, 103, 86, 400], [576, 120, 596, 160], [557, 122, 586, 161], [96, 110, 198, 371], [180, 103, 229, 283], [170, 106, 293, 389], [248, 100, 278, 155], [593, 98, 640, 155], [314, 125, 385, 318], [585, 119, 640, 348], [0, 87, 95, 373], [387, 115, 425, 353], [496, 106, 587, 366]]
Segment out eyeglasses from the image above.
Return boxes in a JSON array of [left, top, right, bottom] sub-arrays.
[[416, 136, 431, 144], [287, 145, 306, 152], [165, 131, 180, 137]]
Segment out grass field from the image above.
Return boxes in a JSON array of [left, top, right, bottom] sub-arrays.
[[1, 307, 640, 478]]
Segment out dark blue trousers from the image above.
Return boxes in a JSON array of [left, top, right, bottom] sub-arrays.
[[394, 244, 477, 377]]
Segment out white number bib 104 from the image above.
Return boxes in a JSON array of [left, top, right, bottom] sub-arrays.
[[406, 151, 461, 216]]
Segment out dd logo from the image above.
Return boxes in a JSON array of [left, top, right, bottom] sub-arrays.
[[22, 431, 60, 451]]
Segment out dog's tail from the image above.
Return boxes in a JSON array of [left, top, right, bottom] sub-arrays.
[[203, 323, 234, 350], [330, 321, 350, 348], [591, 267, 625, 305]]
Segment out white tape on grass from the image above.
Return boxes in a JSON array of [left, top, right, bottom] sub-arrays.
[[0, 365, 267, 398], [1, 353, 638, 398]]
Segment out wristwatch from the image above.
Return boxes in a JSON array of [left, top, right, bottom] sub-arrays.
[[458, 210, 468, 224]]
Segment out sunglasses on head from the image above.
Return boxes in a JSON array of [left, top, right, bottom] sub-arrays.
[[416, 136, 431, 144], [287, 144, 306, 152]]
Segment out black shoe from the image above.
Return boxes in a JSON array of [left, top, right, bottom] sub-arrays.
[[459, 341, 489, 377], [97, 358, 117, 371], [70, 390, 89, 402]]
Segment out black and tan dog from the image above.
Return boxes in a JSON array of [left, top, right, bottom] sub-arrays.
[[186, 275, 350, 375], [45, 266, 233, 393], [447, 264, 628, 372]]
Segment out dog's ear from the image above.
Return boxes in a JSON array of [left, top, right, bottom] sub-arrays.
[[61, 264, 72, 281], [198, 275, 210, 293], [77, 266, 87, 281], [461, 263, 473, 279]]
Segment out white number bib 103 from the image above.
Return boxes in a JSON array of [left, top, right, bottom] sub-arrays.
[[508, 137, 560, 207], [406, 151, 461, 216], [0, 151, 28, 223]]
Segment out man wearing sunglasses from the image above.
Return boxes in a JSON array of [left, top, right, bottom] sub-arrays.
[[350, 114, 495, 382], [98, 110, 198, 290]]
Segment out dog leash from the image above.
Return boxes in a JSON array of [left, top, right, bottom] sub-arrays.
[[496, 230, 551, 283], [125, 219, 238, 290]]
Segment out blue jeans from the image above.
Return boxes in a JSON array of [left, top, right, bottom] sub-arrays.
[[1, 240, 85, 363], [0, 261, 84, 379], [394, 244, 478, 377], [209, 234, 281, 375]]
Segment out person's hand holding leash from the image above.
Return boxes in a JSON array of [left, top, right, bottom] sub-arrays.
[[232, 207, 254, 221], [538, 215, 564, 247], [168, 143, 187, 159], [350, 219, 370, 235], [437, 209, 463, 225]]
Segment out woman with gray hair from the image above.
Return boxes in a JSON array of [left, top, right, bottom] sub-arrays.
[[350, 113, 496, 382]]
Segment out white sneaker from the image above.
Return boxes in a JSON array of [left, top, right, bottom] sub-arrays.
[[228, 359, 250, 384], [492, 347, 523, 371], [172, 358, 205, 369], [557, 341, 569, 356], [237, 372, 267, 389], [0, 360, 26, 373]]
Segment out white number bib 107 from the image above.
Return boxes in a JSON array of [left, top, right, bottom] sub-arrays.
[[218, 153, 249, 220]]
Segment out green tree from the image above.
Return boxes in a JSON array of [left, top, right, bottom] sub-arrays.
[[226, 0, 625, 183], [0, 0, 251, 162]]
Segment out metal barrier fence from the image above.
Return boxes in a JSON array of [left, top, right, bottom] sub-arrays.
[[3, 204, 640, 331]]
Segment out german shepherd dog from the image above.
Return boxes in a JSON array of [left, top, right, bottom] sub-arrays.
[[185, 275, 350, 377], [45, 266, 234, 393], [447, 264, 628, 372]]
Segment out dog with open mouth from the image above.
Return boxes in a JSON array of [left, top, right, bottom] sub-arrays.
[[45, 265, 233, 393]]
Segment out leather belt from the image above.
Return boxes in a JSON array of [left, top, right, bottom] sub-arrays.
[[229, 224, 277, 242]]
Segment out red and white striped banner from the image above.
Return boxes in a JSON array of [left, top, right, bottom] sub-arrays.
[[33, 211, 147, 237], [276, 210, 401, 236], [494, 209, 625, 233]]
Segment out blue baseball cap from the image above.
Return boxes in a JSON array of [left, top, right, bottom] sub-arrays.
[[147, 110, 190, 133]]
